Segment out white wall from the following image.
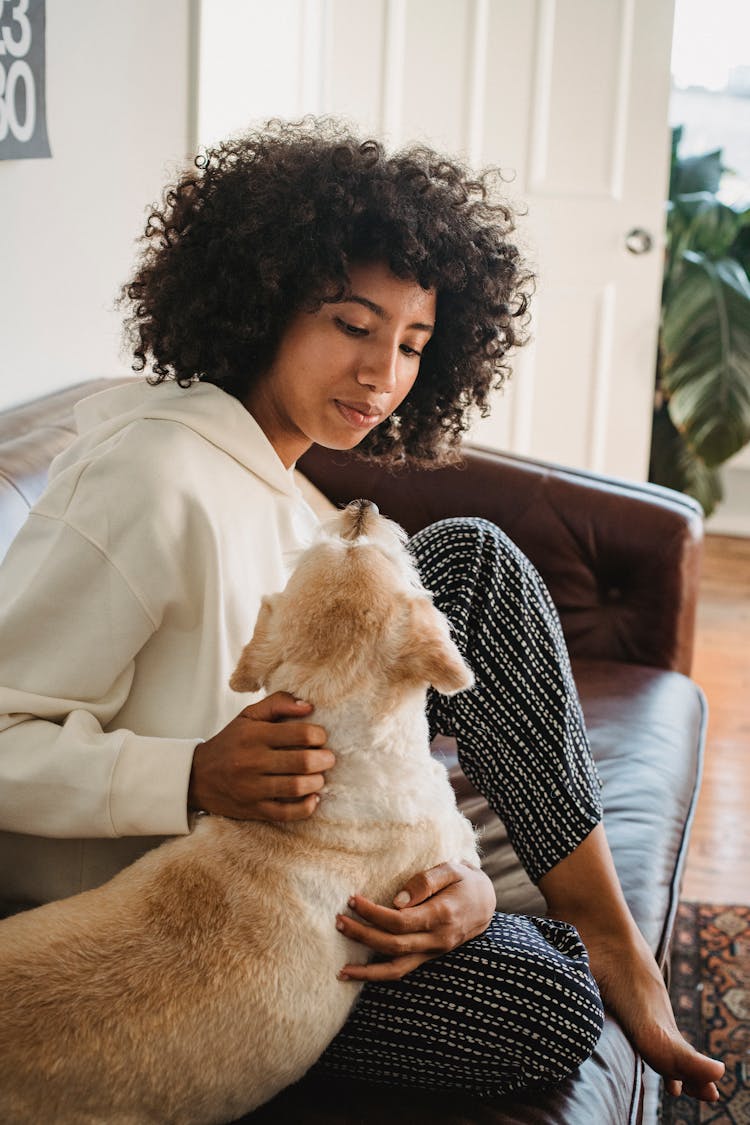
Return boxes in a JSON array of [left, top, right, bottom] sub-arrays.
[[198, 0, 319, 146], [0, 0, 195, 410]]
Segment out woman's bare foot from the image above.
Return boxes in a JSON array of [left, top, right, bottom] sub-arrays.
[[581, 922, 725, 1103], [538, 826, 724, 1104]]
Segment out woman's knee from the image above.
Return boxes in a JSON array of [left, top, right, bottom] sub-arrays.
[[311, 913, 603, 1097], [409, 516, 517, 579], [408, 517, 528, 645], [478, 913, 605, 1090]]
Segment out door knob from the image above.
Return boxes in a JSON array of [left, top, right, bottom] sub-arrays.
[[625, 228, 654, 254]]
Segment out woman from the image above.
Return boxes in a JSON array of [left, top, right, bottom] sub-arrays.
[[0, 118, 722, 1103]]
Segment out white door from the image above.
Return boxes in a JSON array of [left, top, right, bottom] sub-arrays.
[[197, 0, 676, 481]]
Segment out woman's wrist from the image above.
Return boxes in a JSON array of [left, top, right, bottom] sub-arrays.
[[187, 740, 207, 813]]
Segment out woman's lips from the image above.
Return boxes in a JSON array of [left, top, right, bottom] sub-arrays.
[[334, 400, 382, 428]]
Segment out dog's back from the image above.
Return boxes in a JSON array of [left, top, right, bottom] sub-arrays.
[[0, 816, 378, 1123]]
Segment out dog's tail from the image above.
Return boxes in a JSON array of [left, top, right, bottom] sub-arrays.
[[341, 498, 380, 541]]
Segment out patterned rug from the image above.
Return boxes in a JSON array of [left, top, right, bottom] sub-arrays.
[[660, 903, 750, 1124]]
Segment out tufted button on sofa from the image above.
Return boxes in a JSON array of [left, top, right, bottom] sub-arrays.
[[0, 381, 705, 1125]]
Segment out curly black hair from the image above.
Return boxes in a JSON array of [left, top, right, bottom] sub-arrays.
[[121, 117, 533, 466]]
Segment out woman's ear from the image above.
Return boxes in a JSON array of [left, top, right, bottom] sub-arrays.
[[229, 596, 281, 693], [400, 597, 474, 696]]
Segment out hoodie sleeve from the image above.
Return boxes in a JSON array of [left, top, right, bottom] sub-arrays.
[[0, 512, 198, 838]]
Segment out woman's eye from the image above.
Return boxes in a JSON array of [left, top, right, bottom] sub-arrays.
[[334, 317, 368, 337], [400, 344, 422, 358]]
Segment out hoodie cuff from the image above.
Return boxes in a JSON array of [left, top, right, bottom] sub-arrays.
[[108, 734, 199, 837]]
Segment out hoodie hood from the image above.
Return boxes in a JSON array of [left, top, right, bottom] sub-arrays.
[[51, 378, 300, 498]]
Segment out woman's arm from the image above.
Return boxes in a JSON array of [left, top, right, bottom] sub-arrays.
[[0, 513, 198, 838], [0, 511, 337, 838]]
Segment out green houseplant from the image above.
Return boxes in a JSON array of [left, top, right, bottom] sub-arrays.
[[649, 127, 750, 515]]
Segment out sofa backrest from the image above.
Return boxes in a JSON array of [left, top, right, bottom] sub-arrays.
[[0, 380, 121, 562]]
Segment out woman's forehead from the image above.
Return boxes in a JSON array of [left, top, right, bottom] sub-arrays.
[[340, 261, 436, 326]]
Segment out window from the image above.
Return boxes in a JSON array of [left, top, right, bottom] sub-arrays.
[[670, 0, 750, 204]]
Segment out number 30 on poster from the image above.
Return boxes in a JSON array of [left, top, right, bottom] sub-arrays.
[[0, 0, 36, 144]]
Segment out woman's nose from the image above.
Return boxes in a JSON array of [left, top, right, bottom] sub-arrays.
[[357, 345, 399, 392]]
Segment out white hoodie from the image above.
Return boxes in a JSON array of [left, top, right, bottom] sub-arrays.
[[0, 379, 323, 904]]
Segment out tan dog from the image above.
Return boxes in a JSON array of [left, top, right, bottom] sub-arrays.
[[0, 500, 479, 1125]]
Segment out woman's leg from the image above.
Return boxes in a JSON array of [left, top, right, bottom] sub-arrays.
[[410, 517, 603, 886], [312, 912, 603, 1095], [410, 518, 722, 1102]]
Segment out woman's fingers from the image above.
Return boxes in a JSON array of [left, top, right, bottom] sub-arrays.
[[337, 896, 461, 955], [339, 952, 436, 982], [259, 720, 329, 750], [189, 694, 333, 820], [344, 894, 437, 935], [240, 692, 313, 722], [258, 747, 336, 774], [263, 771, 327, 799], [337, 912, 437, 956], [391, 861, 465, 908], [255, 795, 321, 822], [337, 866, 497, 980]]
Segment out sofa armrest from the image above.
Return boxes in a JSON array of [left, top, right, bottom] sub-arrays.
[[298, 444, 704, 676]]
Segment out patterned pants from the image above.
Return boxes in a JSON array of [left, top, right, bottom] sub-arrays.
[[311, 519, 606, 1096]]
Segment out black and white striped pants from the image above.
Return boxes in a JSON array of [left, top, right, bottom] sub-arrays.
[[311, 518, 605, 1096]]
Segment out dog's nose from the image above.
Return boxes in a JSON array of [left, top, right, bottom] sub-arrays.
[[352, 499, 379, 517], [342, 499, 379, 540]]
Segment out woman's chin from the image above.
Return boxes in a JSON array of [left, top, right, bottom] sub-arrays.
[[314, 433, 371, 453], [312, 423, 378, 452]]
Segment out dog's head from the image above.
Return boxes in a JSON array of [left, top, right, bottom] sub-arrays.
[[230, 500, 474, 706]]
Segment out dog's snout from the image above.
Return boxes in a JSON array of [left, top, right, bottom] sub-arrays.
[[342, 498, 379, 540]]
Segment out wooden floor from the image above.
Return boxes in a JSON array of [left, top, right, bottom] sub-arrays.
[[681, 534, 750, 904]]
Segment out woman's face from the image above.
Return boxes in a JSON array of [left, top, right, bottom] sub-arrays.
[[244, 261, 436, 468]]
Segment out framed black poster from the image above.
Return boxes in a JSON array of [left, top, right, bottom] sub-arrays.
[[0, 0, 50, 160]]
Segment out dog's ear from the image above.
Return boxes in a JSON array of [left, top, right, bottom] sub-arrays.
[[399, 597, 474, 696], [229, 595, 282, 693]]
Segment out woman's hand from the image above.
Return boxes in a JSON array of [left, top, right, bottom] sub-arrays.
[[336, 861, 496, 981], [188, 692, 335, 821]]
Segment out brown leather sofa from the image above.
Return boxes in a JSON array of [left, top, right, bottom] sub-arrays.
[[0, 380, 706, 1125]]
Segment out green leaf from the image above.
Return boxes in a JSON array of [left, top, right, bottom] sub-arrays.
[[731, 224, 750, 275], [668, 126, 684, 200], [649, 404, 723, 516], [661, 252, 750, 465], [668, 193, 750, 261], [671, 149, 723, 197], [671, 125, 683, 158]]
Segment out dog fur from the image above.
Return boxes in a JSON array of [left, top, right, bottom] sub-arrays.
[[0, 501, 480, 1124]]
